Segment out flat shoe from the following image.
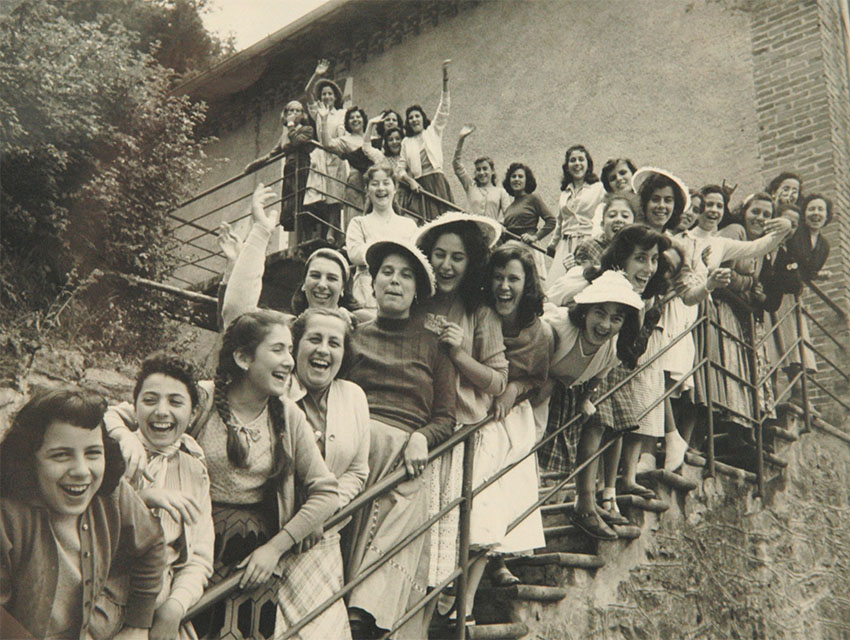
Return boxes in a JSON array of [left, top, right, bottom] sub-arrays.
[[490, 565, 521, 587], [619, 482, 656, 500], [597, 503, 630, 526], [571, 511, 618, 541]]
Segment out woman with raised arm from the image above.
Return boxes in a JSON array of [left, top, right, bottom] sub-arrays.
[[398, 60, 454, 222], [304, 59, 350, 243], [452, 124, 512, 221], [547, 145, 606, 283], [345, 238, 457, 640], [362, 113, 421, 217]]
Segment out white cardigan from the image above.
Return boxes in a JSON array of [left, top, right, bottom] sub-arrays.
[[397, 89, 450, 178]]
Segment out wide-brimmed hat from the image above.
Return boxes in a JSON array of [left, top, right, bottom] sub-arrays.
[[305, 247, 351, 282], [365, 239, 436, 298], [414, 211, 503, 250], [631, 167, 691, 215], [573, 270, 644, 310], [315, 78, 343, 104]]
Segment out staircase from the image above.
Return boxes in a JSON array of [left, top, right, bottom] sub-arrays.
[[429, 402, 850, 640]]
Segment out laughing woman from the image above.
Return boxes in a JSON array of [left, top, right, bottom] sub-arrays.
[[398, 60, 454, 222], [345, 162, 419, 309], [345, 239, 458, 640], [108, 311, 339, 640], [1, 389, 166, 640], [547, 145, 606, 283]]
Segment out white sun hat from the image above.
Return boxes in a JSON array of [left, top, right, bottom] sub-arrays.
[[631, 166, 691, 215], [573, 270, 644, 310], [365, 238, 437, 298], [414, 210, 503, 250]]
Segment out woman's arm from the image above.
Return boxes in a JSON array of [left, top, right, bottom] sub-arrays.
[[335, 386, 370, 505], [440, 306, 508, 395], [304, 59, 330, 104], [452, 125, 474, 191], [345, 217, 369, 267], [534, 193, 557, 241], [430, 60, 451, 136], [716, 218, 792, 264]]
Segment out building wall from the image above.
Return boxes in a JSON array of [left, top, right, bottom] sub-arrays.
[[173, 0, 761, 284]]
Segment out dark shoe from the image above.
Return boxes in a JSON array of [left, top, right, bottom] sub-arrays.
[[490, 563, 520, 587], [571, 511, 618, 540], [618, 482, 656, 500], [597, 498, 631, 526]]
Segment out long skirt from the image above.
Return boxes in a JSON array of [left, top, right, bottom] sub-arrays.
[[693, 300, 728, 411], [588, 364, 640, 434], [346, 419, 431, 639], [192, 503, 279, 640], [304, 147, 347, 205], [767, 294, 817, 373], [547, 232, 591, 284], [407, 172, 454, 223], [659, 296, 697, 394], [538, 381, 589, 474], [274, 532, 351, 640], [470, 400, 545, 553], [427, 432, 463, 587], [714, 300, 754, 427], [629, 328, 667, 437]]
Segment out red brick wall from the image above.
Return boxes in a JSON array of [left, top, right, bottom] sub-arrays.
[[750, 0, 850, 425]]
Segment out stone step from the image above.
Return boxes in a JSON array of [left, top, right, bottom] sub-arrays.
[[684, 451, 758, 484], [765, 423, 798, 442], [505, 552, 604, 570], [477, 584, 568, 603], [544, 523, 642, 541], [467, 622, 529, 639], [616, 494, 670, 513], [636, 469, 699, 492]]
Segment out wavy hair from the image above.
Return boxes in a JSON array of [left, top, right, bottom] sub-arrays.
[[376, 109, 403, 138], [485, 241, 544, 328], [767, 171, 802, 202], [568, 302, 640, 368], [290, 307, 356, 381], [215, 310, 292, 472], [588, 224, 673, 300], [418, 220, 491, 313], [638, 173, 686, 231], [344, 106, 367, 134], [474, 156, 498, 186], [800, 193, 833, 226], [503, 162, 538, 196], [0, 389, 124, 502], [133, 353, 200, 409], [560, 144, 600, 191], [404, 104, 431, 136], [600, 157, 637, 193], [699, 184, 730, 219]]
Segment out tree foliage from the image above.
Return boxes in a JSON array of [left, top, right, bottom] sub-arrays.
[[0, 0, 213, 356]]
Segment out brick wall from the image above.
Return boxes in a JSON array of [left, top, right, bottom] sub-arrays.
[[750, 0, 850, 425]]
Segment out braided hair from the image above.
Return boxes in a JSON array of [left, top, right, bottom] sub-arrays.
[[215, 309, 293, 473]]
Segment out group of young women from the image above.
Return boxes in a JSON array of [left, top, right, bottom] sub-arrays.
[[2, 56, 835, 639]]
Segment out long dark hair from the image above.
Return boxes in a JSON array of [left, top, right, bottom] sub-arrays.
[[404, 104, 431, 136], [638, 173, 686, 231], [0, 389, 124, 502], [485, 241, 544, 328], [418, 220, 491, 313], [560, 144, 600, 190], [588, 224, 672, 300], [214, 310, 292, 472]]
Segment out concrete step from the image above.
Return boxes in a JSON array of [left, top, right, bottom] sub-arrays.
[[505, 552, 604, 570], [467, 622, 529, 639], [477, 584, 568, 603], [616, 494, 670, 513], [636, 469, 699, 492]]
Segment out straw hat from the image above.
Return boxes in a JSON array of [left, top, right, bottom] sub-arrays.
[[315, 78, 343, 105], [573, 270, 644, 310], [414, 211, 503, 250], [365, 239, 436, 298], [631, 167, 691, 214]]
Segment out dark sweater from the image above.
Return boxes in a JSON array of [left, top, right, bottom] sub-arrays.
[[348, 311, 458, 448]]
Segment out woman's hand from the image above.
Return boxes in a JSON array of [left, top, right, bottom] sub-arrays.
[[315, 59, 330, 75], [764, 217, 792, 236], [217, 221, 243, 264], [705, 267, 731, 292], [459, 124, 475, 138], [493, 385, 519, 421], [149, 599, 183, 640], [439, 321, 464, 357], [251, 183, 280, 231], [403, 432, 429, 479], [316, 102, 330, 119], [368, 114, 384, 126], [580, 398, 596, 418], [113, 428, 147, 484], [521, 233, 537, 245], [140, 489, 201, 525], [701, 245, 713, 266], [237, 542, 285, 590], [410, 180, 423, 194], [298, 529, 323, 553]]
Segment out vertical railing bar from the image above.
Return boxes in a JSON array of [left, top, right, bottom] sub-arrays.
[[748, 311, 765, 498], [703, 302, 716, 478], [794, 295, 812, 433], [454, 435, 475, 640]]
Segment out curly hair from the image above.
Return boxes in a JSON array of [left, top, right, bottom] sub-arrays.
[[568, 302, 640, 368], [315, 79, 343, 110], [485, 241, 544, 328], [588, 224, 673, 300], [600, 157, 637, 193], [215, 310, 293, 472], [800, 193, 834, 226], [344, 106, 368, 133], [417, 220, 491, 313], [290, 307, 356, 382], [767, 171, 802, 202], [381, 127, 404, 158], [376, 109, 403, 138], [404, 104, 431, 136], [503, 163, 538, 196], [699, 184, 730, 219], [133, 353, 200, 409], [560, 145, 600, 191], [0, 389, 124, 503], [638, 173, 686, 231]]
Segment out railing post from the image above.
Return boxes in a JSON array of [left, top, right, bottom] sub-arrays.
[[454, 438, 475, 640], [703, 302, 716, 479], [747, 311, 765, 499], [794, 295, 812, 432], [292, 153, 301, 245]]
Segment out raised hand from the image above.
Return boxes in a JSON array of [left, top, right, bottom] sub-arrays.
[[315, 59, 330, 75], [217, 221, 243, 264], [251, 183, 280, 231], [706, 267, 732, 292], [459, 124, 475, 138]]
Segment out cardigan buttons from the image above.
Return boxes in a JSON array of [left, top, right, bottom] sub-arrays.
[[328, 434, 335, 441], [84, 551, 91, 558]]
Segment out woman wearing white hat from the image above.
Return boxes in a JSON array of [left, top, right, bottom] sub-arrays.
[[345, 239, 458, 640]]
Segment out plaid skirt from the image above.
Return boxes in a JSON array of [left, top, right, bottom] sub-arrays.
[[586, 364, 639, 434], [537, 380, 590, 475]]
